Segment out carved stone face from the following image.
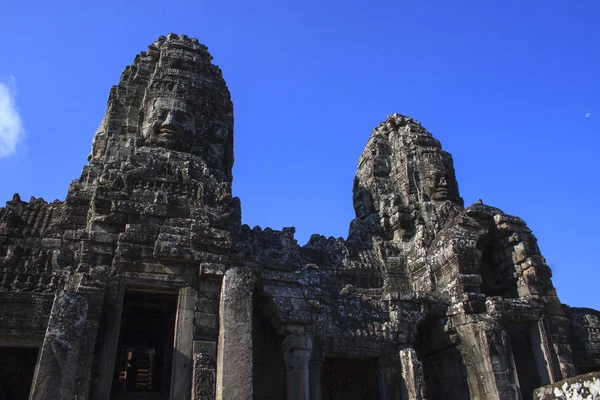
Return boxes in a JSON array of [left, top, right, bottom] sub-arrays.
[[141, 97, 196, 151], [425, 173, 451, 201], [418, 152, 458, 202], [353, 186, 375, 220]]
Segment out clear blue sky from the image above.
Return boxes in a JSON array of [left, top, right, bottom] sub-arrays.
[[1, 0, 598, 310]]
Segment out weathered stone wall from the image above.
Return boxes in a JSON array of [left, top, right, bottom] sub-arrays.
[[0, 195, 68, 295], [0, 292, 53, 346], [566, 307, 600, 373]]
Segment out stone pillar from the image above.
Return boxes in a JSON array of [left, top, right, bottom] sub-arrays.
[[90, 279, 125, 400], [193, 341, 217, 400], [171, 286, 197, 400], [454, 321, 517, 400], [308, 352, 322, 400], [72, 293, 104, 400], [67, 263, 110, 400], [215, 268, 254, 400], [399, 346, 426, 400], [377, 368, 388, 400], [529, 319, 562, 385], [377, 356, 400, 400], [29, 290, 89, 400], [282, 333, 312, 400], [502, 330, 524, 400]]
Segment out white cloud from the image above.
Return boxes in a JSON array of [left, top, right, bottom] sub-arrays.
[[0, 76, 25, 158]]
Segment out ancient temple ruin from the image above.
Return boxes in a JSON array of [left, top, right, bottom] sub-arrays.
[[0, 34, 599, 400]]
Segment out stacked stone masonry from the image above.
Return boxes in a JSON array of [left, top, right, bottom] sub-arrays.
[[0, 34, 598, 400]]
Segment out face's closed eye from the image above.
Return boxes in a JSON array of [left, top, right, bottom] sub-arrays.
[[172, 109, 192, 124]]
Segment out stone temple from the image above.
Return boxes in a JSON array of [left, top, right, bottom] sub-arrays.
[[0, 34, 598, 400]]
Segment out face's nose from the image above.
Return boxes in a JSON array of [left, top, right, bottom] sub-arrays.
[[162, 111, 176, 127]]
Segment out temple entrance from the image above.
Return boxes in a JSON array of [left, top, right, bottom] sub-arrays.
[[0, 347, 39, 400], [110, 291, 177, 400], [252, 297, 287, 399], [321, 356, 380, 400], [478, 238, 519, 298], [507, 323, 542, 400], [414, 317, 470, 400]]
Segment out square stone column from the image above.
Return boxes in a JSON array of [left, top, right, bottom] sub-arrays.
[[399, 346, 426, 400], [282, 333, 312, 400], [377, 356, 400, 400], [215, 268, 254, 400], [171, 286, 197, 400], [72, 293, 104, 400], [29, 290, 89, 400], [90, 279, 125, 400], [453, 320, 518, 400], [529, 319, 562, 385], [193, 341, 217, 400], [308, 355, 322, 400]]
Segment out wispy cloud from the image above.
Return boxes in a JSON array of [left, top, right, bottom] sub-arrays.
[[0, 76, 25, 158]]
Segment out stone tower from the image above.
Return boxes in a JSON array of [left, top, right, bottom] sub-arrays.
[[0, 34, 598, 400]]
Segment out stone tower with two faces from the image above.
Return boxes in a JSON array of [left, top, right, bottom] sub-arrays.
[[0, 34, 598, 400]]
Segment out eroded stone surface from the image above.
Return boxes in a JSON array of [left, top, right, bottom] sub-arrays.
[[193, 351, 217, 400], [216, 268, 254, 400], [0, 34, 598, 400], [534, 372, 600, 399]]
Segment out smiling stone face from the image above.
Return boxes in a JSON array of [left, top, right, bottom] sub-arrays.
[[418, 151, 459, 203], [141, 97, 197, 151], [86, 34, 234, 182]]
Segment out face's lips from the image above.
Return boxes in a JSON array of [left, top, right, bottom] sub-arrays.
[[159, 128, 177, 137]]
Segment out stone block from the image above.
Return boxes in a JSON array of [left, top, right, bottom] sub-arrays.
[[195, 312, 218, 329], [196, 297, 219, 314], [193, 352, 216, 400]]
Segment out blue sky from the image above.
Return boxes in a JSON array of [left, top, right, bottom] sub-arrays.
[[0, 0, 598, 310]]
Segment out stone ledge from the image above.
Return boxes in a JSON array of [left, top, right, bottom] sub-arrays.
[[534, 372, 600, 399]]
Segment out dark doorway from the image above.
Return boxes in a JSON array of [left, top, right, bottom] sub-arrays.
[[414, 317, 470, 400], [478, 239, 519, 298], [110, 291, 177, 400], [507, 324, 541, 400], [253, 299, 286, 399], [0, 347, 39, 400], [321, 356, 380, 400]]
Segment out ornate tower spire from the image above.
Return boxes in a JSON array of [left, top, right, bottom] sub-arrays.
[[89, 33, 234, 182], [350, 113, 463, 242]]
